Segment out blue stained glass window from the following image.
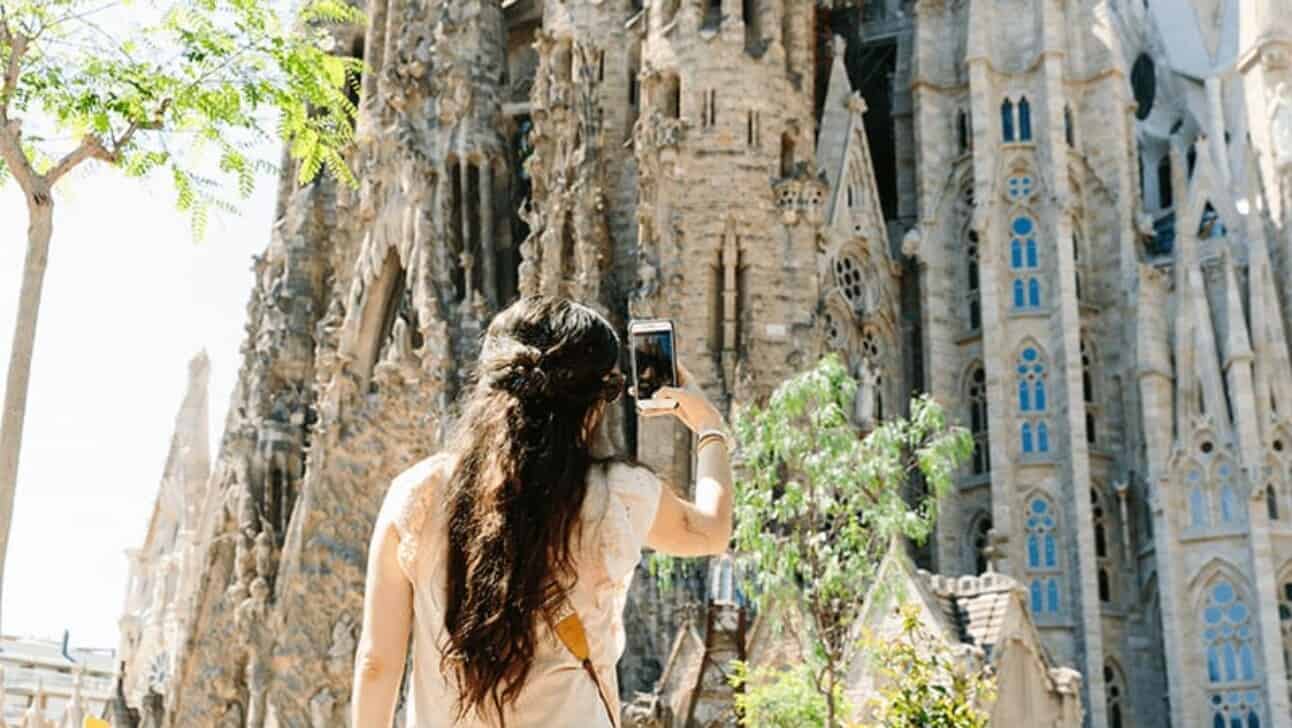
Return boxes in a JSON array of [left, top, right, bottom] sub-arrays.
[[1038, 421, 1050, 452], [1011, 239, 1022, 268], [1029, 278, 1041, 307], [1022, 423, 1034, 453], [1014, 280, 1025, 308], [1032, 499, 1047, 514], [1019, 380, 1031, 411], [1044, 533, 1056, 567], [1019, 97, 1033, 141], [1030, 579, 1043, 612], [1249, 711, 1260, 728], [1046, 578, 1059, 612], [1002, 99, 1015, 142], [1027, 534, 1040, 567], [1013, 217, 1034, 236], [1026, 238, 1038, 267], [1239, 644, 1254, 680], [1035, 377, 1047, 411], [1221, 485, 1237, 523], [1192, 486, 1209, 528]]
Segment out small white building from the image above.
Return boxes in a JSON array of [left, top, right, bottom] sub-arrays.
[[0, 632, 115, 727]]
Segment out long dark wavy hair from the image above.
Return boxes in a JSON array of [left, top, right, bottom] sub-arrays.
[[440, 296, 624, 723]]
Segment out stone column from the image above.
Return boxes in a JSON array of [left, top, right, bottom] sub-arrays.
[[480, 159, 496, 308], [459, 156, 473, 301]]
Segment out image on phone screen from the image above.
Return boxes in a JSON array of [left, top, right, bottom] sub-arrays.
[[632, 329, 676, 401]]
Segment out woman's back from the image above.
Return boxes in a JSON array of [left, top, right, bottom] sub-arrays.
[[388, 453, 661, 727]]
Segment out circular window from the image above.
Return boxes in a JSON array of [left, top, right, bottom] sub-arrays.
[[1131, 53, 1156, 121], [834, 256, 865, 310]]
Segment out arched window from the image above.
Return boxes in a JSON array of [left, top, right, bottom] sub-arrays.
[[957, 109, 970, 153], [1026, 498, 1057, 569], [970, 513, 992, 574], [1157, 154, 1173, 209], [1018, 346, 1050, 454], [1018, 346, 1047, 412], [1025, 496, 1062, 615], [1001, 98, 1015, 142], [780, 132, 796, 177], [1073, 232, 1084, 302], [1093, 488, 1109, 559], [1104, 663, 1126, 728], [1187, 463, 1210, 529], [1064, 105, 1074, 146], [1009, 216, 1041, 309], [1082, 338, 1097, 444], [966, 231, 981, 330], [1203, 578, 1263, 728], [1216, 460, 1241, 525], [1018, 97, 1033, 141], [968, 365, 989, 474]]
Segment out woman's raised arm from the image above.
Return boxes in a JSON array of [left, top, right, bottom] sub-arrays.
[[642, 363, 734, 556]]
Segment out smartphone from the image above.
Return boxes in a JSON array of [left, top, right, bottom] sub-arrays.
[[629, 319, 678, 412]]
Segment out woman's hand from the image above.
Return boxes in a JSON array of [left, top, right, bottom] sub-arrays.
[[640, 362, 724, 433]]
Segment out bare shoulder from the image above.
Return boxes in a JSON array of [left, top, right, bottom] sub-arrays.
[[378, 452, 455, 525]]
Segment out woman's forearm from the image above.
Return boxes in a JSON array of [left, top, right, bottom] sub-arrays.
[[693, 437, 734, 550]]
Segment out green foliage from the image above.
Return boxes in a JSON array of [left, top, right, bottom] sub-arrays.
[[733, 354, 968, 650], [858, 605, 996, 728], [0, 0, 363, 232], [651, 354, 972, 726], [729, 661, 847, 728]]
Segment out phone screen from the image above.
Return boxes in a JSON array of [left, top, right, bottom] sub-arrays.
[[631, 327, 676, 401]]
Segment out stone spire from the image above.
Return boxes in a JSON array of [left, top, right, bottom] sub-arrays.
[[166, 351, 211, 528]]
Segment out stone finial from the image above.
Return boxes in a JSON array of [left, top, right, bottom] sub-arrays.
[[831, 35, 846, 59]]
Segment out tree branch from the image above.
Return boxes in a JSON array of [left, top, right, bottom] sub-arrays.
[[0, 119, 40, 199], [1, 22, 28, 119], [46, 98, 166, 185]]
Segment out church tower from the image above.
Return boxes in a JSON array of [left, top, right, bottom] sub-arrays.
[[911, 0, 1143, 724]]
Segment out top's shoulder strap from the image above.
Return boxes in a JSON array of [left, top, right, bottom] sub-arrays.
[[553, 609, 618, 727]]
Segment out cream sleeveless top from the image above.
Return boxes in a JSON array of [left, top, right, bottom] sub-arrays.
[[385, 454, 662, 727]]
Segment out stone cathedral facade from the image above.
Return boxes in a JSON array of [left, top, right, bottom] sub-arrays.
[[113, 1, 1292, 727]]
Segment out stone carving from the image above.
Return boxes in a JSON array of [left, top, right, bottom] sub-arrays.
[[218, 701, 244, 728], [327, 613, 358, 678], [253, 529, 274, 583], [853, 358, 880, 429], [308, 689, 336, 728]]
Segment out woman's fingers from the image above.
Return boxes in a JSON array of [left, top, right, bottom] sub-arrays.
[[676, 363, 692, 387]]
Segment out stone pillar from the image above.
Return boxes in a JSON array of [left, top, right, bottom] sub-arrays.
[[480, 159, 496, 308], [459, 156, 473, 301]]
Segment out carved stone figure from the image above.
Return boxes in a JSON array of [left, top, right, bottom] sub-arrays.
[[327, 612, 357, 678], [253, 529, 274, 583], [853, 358, 880, 428]]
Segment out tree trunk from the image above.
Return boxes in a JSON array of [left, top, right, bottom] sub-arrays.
[[0, 195, 54, 631], [825, 662, 838, 728]]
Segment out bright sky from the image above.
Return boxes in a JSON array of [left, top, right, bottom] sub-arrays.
[[0, 156, 276, 648]]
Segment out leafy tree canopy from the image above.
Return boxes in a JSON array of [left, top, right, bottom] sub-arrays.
[[0, 0, 362, 231]]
